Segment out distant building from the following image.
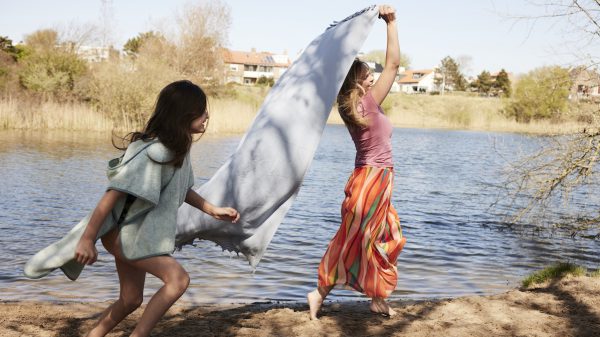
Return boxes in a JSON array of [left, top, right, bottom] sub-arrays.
[[398, 68, 436, 93], [569, 67, 600, 100], [222, 48, 292, 85], [76, 45, 112, 63]]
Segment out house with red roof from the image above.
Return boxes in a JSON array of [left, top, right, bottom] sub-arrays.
[[222, 48, 292, 85], [397, 68, 437, 94], [569, 66, 600, 100]]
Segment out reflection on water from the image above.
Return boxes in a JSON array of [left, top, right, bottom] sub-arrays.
[[0, 127, 598, 304]]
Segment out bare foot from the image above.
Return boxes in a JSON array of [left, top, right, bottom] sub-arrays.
[[307, 290, 324, 320], [370, 298, 396, 317]]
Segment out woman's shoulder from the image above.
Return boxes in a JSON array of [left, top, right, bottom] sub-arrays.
[[359, 91, 380, 114], [361, 91, 378, 105]]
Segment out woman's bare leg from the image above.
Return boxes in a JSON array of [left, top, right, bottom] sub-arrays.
[[307, 285, 333, 320], [370, 297, 396, 317]]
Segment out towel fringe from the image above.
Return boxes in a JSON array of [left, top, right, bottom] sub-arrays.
[[327, 5, 377, 30]]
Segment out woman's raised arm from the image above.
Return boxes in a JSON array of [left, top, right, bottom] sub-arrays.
[[370, 5, 400, 105]]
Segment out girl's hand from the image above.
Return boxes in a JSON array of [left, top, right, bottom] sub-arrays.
[[212, 207, 240, 223], [74, 238, 98, 265], [379, 4, 396, 23]]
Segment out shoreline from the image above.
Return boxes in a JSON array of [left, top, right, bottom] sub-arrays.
[[0, 119, 592, 137], [2, 275, 598, 337]]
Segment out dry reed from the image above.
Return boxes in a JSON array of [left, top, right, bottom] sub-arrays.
[[1, 92, 594, 135]]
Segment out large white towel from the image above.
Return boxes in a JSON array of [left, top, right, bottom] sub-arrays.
[[175, 6, 379, 267]]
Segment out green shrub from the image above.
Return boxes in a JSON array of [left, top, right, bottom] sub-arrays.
[[504, 66, 572, 122], [19, 48, 87, 100]]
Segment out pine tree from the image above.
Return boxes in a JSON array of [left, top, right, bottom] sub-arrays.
[[494, 68, 511, 97], [434, 56, 467, 92], [474, 70, 493, 95]]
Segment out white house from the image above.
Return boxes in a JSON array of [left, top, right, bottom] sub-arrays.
[[397, 68, 436, 93], [76, 45, 111, 62]]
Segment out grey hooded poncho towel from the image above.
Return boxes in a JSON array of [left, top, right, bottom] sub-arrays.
[[175, 6, 379, 267], [24, 140, 195, 280]]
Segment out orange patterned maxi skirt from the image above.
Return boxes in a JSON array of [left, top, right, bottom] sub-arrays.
[[317, 166, 406, 298]]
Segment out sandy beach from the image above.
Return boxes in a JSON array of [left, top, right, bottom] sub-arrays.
[[1, 275, 598, 337]]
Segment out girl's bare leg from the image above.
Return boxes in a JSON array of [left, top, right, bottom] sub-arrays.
[[307, 285, 333, 320], [87, 228, 189, 337], [126, 255, 190, 337], [370, 297, 396, 317], [87, 230, 145, 337]]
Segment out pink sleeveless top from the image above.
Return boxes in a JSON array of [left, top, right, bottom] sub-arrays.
[[347, 91, 393, 168]]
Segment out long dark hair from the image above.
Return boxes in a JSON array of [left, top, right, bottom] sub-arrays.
[[337, 58, 369, 130], [114, 80, 208, 167]]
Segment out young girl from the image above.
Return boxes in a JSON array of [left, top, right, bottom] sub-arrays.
[[307, 5, 406, 319], [73, 80, 240, 337]]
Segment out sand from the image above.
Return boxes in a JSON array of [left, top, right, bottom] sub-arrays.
[[1, 275, 599, 337]]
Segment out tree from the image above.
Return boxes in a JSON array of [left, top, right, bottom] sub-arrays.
[[362, 49, 411, 68], [24, 29, 59, 51], [0, 37, 19, 59], [505, 66, 572, 122], [123, 31, 164, 56], [498, 0, 600, 238], [19, 29, 88, 100], [472, 70, 494, 95], [456, 54, 473, 77], [493, 69, 511, 97], [434, 56, 467, 92], [174, 0, 231, 85], [0, 37, 21, 95]]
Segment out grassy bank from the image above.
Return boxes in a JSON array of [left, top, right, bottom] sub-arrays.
[[521, 263, 600, 288], [1, 89, 595, 135], [329, 93, 594, 134]]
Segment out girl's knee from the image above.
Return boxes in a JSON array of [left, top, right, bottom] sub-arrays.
[[166, 270, 190, 295], [177, 270, 190, 292], [120, 295, 143, 313]]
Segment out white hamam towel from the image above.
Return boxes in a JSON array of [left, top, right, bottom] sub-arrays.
[[175, 6, 379, 267]]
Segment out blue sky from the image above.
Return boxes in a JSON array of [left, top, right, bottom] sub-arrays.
[[2, 0, 592, 75]]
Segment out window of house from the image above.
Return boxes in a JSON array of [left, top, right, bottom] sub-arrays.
[[230, 64, 239, 71], [244, 65, 257, 71]]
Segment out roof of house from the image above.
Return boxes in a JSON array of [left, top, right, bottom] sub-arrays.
[[570, 67, 600, 83], [398, 69, 434, 84], [222, 49, 291, 67]]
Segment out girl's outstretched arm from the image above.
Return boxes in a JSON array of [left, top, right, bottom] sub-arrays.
[[74, 189, 126, 265], [185, 189, 240, 223], [370, 4, 400, 105]]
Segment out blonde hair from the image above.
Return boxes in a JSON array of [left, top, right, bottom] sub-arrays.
[[337, 59, 369, 130]]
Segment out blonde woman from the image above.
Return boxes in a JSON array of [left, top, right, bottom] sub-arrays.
[[308, 4, 406, 319]]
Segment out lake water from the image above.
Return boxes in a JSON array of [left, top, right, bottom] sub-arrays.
[[0, 125, 598, 305]]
